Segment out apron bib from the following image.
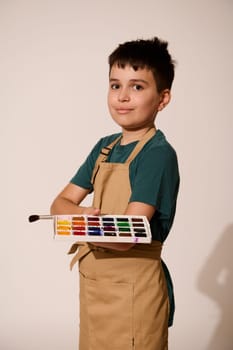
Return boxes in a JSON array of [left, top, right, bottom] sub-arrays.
[[69, 128, 169, 350]]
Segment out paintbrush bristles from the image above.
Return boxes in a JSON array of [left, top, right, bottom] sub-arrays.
[[28, 215, 40, 222]]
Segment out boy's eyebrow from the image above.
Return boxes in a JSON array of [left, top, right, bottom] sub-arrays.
[[109, 78, 149, 85]]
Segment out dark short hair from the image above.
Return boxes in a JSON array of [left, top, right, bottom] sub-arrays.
[[108, 37, 175, 92]]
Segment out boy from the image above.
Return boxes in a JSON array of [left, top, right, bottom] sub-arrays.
[[51, 37, 179, 350]]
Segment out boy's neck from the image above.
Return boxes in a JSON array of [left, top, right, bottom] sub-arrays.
[[120, 125, 156, 145]]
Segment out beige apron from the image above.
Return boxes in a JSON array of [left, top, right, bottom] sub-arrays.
[[69, 128, 169, 350]]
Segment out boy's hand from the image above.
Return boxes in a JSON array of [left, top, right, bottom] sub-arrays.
[[82, 207, 101, 216]]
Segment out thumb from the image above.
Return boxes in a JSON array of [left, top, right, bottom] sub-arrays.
[[93, 208, 101, 216]]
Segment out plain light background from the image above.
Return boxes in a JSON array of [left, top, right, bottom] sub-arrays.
[[1, 0, 233, 349]]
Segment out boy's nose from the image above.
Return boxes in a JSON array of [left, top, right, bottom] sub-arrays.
[[118, 88, 130, 102]]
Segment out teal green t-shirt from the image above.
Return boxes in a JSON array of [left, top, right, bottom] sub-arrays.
[[71, 129, 179, 242]]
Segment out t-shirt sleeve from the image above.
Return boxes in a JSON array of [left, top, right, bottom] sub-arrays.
[[129, 145, 179, 218]]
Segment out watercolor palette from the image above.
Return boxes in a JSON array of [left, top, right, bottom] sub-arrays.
[[54, 215, 152, 243]]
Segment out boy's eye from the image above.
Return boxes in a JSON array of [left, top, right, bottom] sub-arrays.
[[110, 83, 120, 90], [133, 84, 143, 91]]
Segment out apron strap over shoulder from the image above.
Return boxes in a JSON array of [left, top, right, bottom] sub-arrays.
[[125, 127, 156, 164], [91, 135, 122, 184], [91, 128, 156, 184]]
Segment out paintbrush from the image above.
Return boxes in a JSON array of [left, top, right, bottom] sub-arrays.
[[28, 214, 53, 223]]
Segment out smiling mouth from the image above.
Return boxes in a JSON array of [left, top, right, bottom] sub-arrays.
[[115, 108, 133, 114]]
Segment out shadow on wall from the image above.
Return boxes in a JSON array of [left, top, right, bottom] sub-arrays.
[[197, 224, 233, 350]]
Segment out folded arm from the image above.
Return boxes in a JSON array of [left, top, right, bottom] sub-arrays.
[[50, 183, 156, 251], [50, 183, 100, 216]]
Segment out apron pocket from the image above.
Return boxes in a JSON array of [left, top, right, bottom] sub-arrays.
[[80, 274, 134, 350]]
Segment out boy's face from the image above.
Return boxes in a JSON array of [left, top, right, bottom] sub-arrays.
[[108, 64, 169, 131]]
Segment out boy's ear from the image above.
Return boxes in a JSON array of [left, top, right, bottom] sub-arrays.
[[157, 89, 171, 111]]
